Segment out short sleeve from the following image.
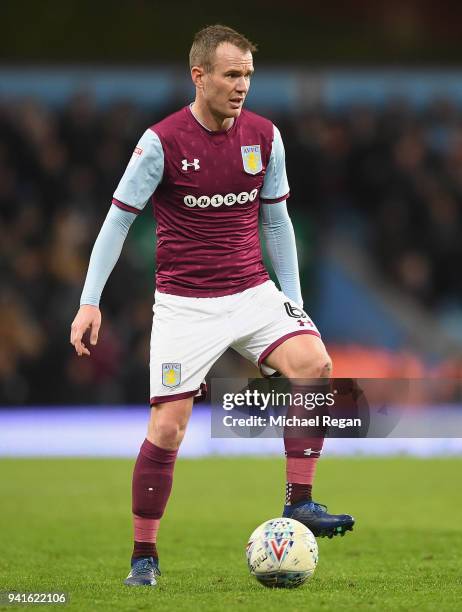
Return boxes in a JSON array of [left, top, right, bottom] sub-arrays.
[[112, 129, 164, 214], [260, 125, 290, 204]]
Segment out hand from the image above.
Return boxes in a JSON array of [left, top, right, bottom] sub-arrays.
[[70, 305, 102, 357]]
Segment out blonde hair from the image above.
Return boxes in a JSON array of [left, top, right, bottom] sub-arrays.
[[189, 24, 257, 72]]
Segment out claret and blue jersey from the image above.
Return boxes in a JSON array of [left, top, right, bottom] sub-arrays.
[[112, 105, 290, 298]]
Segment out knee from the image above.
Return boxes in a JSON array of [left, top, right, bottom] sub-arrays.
[[318, 353, 333, 378], [288, 349, 332, 379], [150, 418, 186, 450]]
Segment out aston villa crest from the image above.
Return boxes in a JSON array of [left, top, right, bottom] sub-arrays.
[[162, 363, 181, 388], [241, 145, 262, 175]]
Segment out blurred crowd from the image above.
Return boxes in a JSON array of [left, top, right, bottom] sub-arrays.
[[281, 98, 462, 309], [1, 92, 462, 404]]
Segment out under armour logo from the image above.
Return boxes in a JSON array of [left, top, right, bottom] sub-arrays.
[[297, 319, 314, 327], [182, 158, 200, 171], [303, 448, 321, 456]]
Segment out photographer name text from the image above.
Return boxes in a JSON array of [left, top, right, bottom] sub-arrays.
[[222, 414, 361, 429]]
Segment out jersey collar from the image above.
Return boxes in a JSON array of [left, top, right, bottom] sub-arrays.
[[187, 104, 238, 136]]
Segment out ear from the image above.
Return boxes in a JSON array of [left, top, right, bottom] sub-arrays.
[[191, 66, 205, 89]]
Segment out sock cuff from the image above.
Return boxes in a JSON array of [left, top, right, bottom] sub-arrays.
[[132, 540, 158, 561], [140, 438, 179, 463]]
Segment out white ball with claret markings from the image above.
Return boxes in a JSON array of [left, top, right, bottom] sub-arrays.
[[246, 517, 318, 588]]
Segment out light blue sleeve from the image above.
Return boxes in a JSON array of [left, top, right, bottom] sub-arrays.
[[80, 205, 137, 307], [260, 125, 290, 202], [261, 200, 303, 307], [113, 129, 164, 210]]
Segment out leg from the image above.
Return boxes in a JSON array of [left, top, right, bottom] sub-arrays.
[[125, 289, 231, 586], [230, 282, 353, 537], [147, 397, 194, 449], [265, 334, 331, 504], [263, 334, 354, 538], [263, 332, 332, 379], [125, 398, 193, 587]]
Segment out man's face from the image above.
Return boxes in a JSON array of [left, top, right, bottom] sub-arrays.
[[199, 42, 254, 120]]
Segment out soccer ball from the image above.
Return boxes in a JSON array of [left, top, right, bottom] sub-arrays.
[[246, 517, 318, 588]]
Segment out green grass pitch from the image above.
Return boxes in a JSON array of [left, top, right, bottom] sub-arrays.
[[1, 456, 461, 611]]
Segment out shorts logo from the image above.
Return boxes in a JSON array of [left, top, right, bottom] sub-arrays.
[[284, 302, 315, 328], [184, 189, 258, 208], [241, 145, 262, 175], [284, 302, 307, 319], [162, 363, 181, 388]]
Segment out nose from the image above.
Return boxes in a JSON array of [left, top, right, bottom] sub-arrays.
[[236, 76, 249, 93]]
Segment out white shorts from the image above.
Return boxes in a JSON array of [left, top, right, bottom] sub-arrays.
[[149, 280, 321, 405]]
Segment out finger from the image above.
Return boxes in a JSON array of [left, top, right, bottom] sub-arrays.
[[70, 324, 84, 346], [73, 339, 83, 354], [75, 341, 90, 357], [90, 321, 100, 345]]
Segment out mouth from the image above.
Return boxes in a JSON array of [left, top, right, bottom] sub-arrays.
[[229, 98, 244, 109]]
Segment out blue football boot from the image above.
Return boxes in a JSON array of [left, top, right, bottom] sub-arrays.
[[124, 556, 161, 587], [283, 501, 355, 538]]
